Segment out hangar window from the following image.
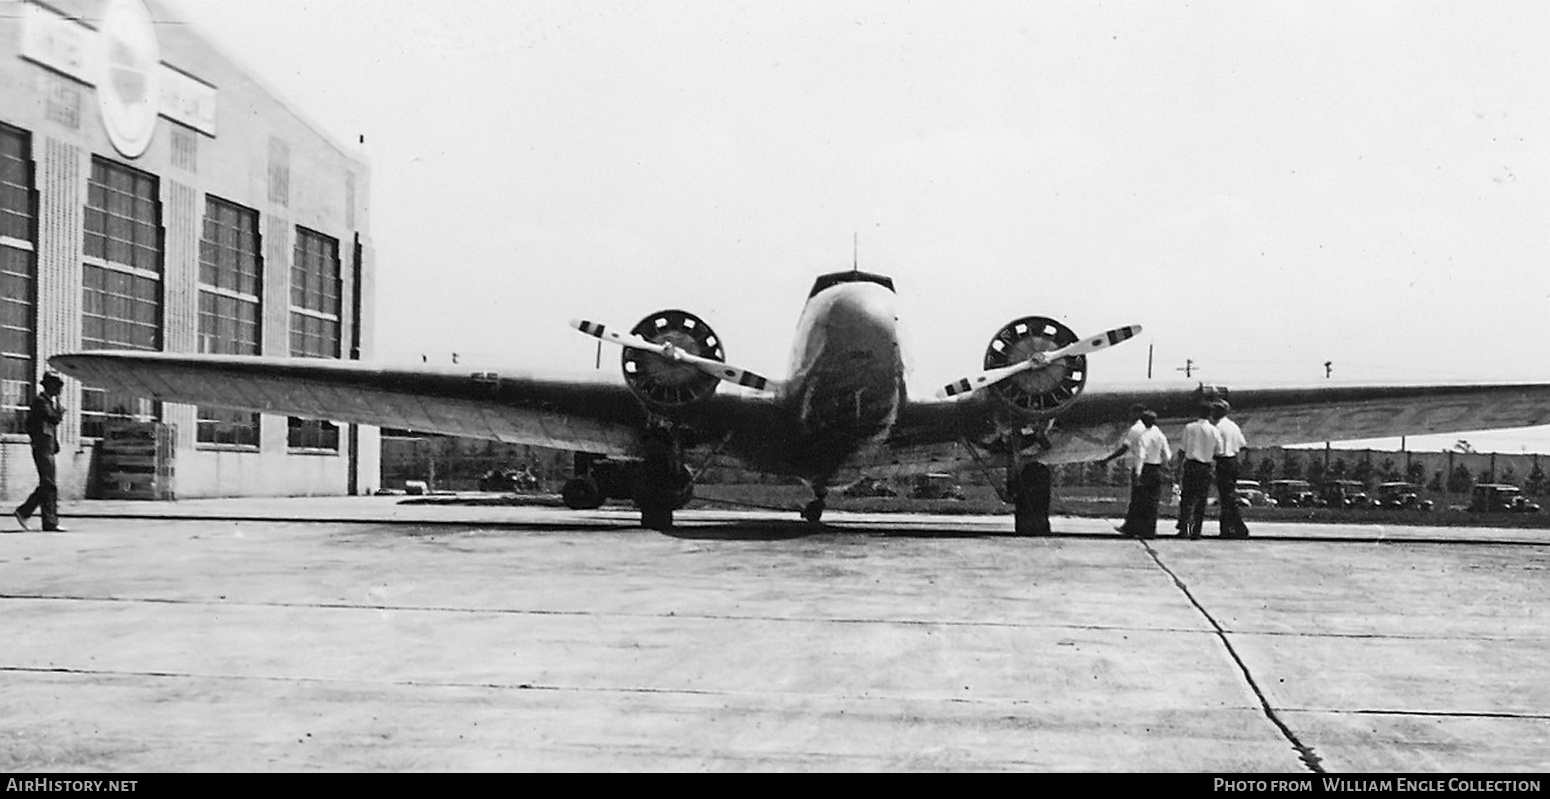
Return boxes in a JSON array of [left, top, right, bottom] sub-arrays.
[[287, 416, 339, 452], [80, 157, 162, 440], [290, 226, 340, 358], [0, 124, 36, 436], [288, 227, 341, 451], [196, 196, 262, 447]]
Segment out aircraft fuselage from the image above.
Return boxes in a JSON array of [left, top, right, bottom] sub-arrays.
[[777, 271, 906, 486]]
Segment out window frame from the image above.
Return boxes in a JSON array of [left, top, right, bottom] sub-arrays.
[[0, 122, 37, 438], [79, 156, 163, 441], [287, 226, 343, 452], [195, 195, 262, 450]]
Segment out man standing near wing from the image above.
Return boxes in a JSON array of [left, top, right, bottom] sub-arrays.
[[1176, 404, 1222, 540], [1102, 404, 1149, 536], [1212, 400, 1250, 539], [1115, 410, 1170, 538]]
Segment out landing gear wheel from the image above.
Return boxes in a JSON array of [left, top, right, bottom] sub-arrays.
[[640, 502, 674, 531], [560, 477, 604, 510], [634, 426, 690, 531], [1012, 462, 1052, 536], [802, 498, 825, 524]]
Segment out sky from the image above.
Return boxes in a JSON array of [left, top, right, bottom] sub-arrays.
[[160, 0, 1550, 453]]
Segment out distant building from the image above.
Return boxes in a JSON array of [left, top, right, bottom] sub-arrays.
[[0, 0, 377, 499]]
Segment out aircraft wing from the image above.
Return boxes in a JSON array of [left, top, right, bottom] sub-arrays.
[[49, 351, 772, 458], [884, 381, 1550, 470], [49, 350, 1550, 476]]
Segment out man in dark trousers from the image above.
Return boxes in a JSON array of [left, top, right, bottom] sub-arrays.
[[1101, 404, 1149, 535], [1175, 404, 1221, 539], [1116, 410, 1170, 538], [1211, 399, 1250, 538], [15, 371, 65, 532]]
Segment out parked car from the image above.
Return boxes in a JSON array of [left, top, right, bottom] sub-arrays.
[[1322, 479, 1380, 509], [910, 473, 966, 500], [1468, 484, 1542, 513], [1373, 482, 1434, 511], [1267, 479, 1324, 508], [478, 466, 541, 492], [842, 476, 897, 498], [1233, 479, 1277, 508]]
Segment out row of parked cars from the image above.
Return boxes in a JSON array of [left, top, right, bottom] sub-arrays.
[[1243, 479, 1540, 513], [842, 474, 966, 500]]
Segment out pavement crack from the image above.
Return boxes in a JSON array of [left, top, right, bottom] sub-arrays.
[[1138, 541, 1327, 773]]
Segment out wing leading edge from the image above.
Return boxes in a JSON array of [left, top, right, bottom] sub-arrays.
[[883, 380, 1550, 471], [50, 351, 1550, 477], [49, 351, 656, 456]]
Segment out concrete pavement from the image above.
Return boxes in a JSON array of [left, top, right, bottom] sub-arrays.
[[1, 497, 1546, 771]]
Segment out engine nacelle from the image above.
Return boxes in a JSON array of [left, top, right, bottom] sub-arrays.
[[983, 316, 1088, 420], [621, 309, 726, 411]]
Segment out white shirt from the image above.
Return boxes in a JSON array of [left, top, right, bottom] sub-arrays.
[[1119, 420, 1145, 470], [1136, 425, 1171, 472], [1214, 416, 1247, 458], [1181, 418, 1222, 463]]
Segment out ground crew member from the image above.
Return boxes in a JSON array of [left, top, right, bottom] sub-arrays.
[[1175, 404, 1221, 539], [1100, 404, 1148, 534], [14, 372, 66, 532], [1116, 410, 1170, 538], [1211, 399, 1250, 538]]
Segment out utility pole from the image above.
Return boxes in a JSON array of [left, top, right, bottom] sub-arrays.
[[1324, 360, 1333, 379], [1176, 359, 1195, 379], [1147, 344, 1153, 379]]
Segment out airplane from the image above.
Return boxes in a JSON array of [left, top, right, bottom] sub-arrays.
[[51, 268, 1550, 531]]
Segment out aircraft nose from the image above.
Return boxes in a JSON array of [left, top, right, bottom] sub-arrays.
[[826, 283, 897, 335]]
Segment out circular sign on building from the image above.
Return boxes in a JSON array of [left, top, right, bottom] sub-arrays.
[[97, 0, 161, 159]]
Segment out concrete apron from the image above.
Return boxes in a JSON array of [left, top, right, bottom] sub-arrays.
[[0, 516, 1546, 771]]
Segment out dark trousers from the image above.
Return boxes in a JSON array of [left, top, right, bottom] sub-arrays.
[[1013, 462, 1051, 536], [17, 446, 59, 530], [1120, 464, 1163, 536], [1215, 455, 1248, 537], [1177, 460, 1213, 537]]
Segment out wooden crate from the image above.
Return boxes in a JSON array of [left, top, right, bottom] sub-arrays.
[[95, 421, 176, 500]]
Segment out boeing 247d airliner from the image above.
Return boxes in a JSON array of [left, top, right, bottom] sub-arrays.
[[52, 269, 1550, 530]]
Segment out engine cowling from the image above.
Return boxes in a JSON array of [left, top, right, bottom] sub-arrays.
[[621, 309, 726, 411], [983, 316, 1088, 419]]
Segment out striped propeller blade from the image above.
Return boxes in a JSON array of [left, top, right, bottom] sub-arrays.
[[570, 318, 776, 392], [935, 323, 1142, 400], [1042, 324, 1142, 361]]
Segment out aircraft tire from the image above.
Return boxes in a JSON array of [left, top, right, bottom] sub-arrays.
[[639, 503, 674, 531], [1013, 463, 1052, 536], [802, 498, 825, 524], [560, 478, 605, 510]]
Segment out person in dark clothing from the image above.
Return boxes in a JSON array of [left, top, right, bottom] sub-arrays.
[[15, 372, 65, 532]]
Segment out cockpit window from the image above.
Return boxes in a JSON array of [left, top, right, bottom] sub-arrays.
[[808, 270, 896, 298]]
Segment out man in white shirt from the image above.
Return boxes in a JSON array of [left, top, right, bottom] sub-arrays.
[[1175, 404, 1222, 539], [1100, 404, 1149, 534], [1116, 410, 1171, 538], [1211, 400, 1250, 538]]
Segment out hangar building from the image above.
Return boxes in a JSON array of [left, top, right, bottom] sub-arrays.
[[0, 0, 379, 500]]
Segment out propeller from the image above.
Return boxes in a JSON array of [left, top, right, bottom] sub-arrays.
[[571, 319, 777, 391], [937, 324, 1142, 399]]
